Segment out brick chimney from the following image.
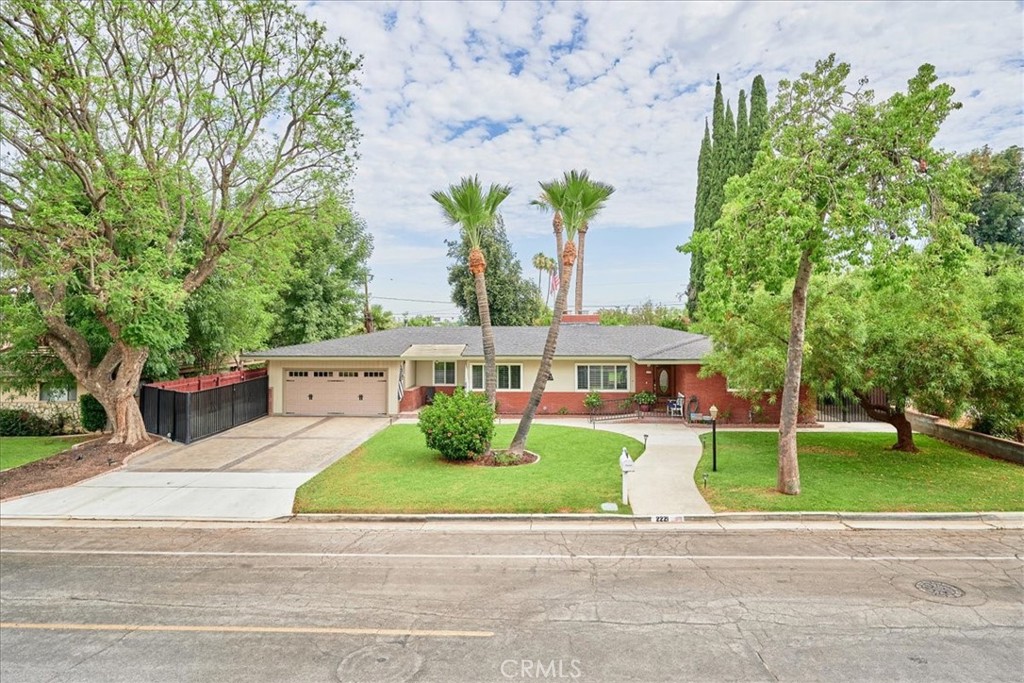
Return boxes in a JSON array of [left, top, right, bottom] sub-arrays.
[[562, 313, 600, 325]]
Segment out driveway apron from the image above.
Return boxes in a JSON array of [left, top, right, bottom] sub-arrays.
[[0, 417, 388, 521]]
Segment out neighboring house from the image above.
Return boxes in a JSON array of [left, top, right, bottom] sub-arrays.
[[0, 378, 88, 431], [246, 315, 811, 423]]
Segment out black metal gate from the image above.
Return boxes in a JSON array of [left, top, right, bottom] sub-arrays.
[[816, 388, 887, 422], [141, 375, 268, 443]]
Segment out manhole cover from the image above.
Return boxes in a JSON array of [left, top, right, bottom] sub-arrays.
[[914, 580, 965, 599], [336, 643, 423, 683]]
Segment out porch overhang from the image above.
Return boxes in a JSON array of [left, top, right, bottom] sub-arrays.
[[401, 344, 467, 360]]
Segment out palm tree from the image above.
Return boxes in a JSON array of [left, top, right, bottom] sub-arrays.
[[574, 219, 592, 314], [532, 252, 547, 293], [531, 191, 565, 280], [509, 170, 614, 454], [543, 255, 557, 307], [432, 176, 512, 406]]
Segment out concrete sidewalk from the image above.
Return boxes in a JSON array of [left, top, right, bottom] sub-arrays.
[[527, 417, 712, 516]]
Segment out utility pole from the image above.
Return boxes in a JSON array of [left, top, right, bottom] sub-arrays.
[[363, 273, 374, 334]]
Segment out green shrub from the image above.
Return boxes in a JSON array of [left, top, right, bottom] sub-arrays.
[[0, 408, 60, 436], [633, 391, 658, 406], [583, 391, 603, 413], [418, 388, 495, 461], [80, 394, 107, 432], [972, 411, 1024, 443]]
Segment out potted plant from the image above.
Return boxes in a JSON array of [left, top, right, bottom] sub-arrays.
[[633, 391, 658, 412]]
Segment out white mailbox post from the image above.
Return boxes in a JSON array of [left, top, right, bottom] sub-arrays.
[[619, 446, 635, 505]]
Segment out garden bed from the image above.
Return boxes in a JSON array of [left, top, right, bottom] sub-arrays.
[[0, 436, 159, 501]]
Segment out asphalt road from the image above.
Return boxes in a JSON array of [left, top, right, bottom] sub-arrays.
[[1, 521, 1021, 682]]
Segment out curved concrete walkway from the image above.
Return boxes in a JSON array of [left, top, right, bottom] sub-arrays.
[[533, 418, 713, 516]]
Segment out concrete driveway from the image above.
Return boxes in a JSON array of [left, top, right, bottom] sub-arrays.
[[0, 417, 388, 521]]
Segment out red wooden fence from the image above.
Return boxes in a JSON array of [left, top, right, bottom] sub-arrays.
[[147, 368, 267, 394]]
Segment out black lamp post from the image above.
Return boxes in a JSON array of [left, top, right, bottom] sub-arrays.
[[709, 404, 719, 472]]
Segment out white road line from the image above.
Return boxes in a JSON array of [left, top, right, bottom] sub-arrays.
[[1, 549, 1019, 562], [0, 622, 493, 638]]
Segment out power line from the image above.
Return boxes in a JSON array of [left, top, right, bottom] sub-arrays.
[[372, 295, 453, 304]]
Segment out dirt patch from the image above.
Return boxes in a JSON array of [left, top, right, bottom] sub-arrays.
[[0, 436, 159, 501], [465, 450, 540, 467]]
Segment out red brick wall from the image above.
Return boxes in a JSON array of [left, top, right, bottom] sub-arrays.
[[398, 385, 456, 412], [673, 365, 815, 424], [399, 386, 425, 412], [494, 391, 633, 415], [398, 365, 815, 424]]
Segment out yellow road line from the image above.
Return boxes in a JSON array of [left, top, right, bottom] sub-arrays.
[[0, 622, 493, 638]]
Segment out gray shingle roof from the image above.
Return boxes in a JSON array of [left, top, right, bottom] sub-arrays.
[[246, 325, 711, 362]]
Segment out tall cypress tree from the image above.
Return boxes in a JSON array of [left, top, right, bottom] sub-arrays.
[[723, 100, 737, 178], [746, 75, 769, 169], [683, 73, 769, 319], [736, 90, 750, 175], [686, 120, 713, 317]]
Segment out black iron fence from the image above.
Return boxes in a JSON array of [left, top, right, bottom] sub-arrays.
[[588, 397, 639, 423], [141, 375, 268, 443], [816, 388, 886, 422]]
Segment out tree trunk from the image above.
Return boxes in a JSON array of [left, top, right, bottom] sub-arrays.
[[777, 249, 814, 495], [47, 338, 151, 447], [101, 388, 150, 445], [474, 271, 497, 406], [854, 391, 918, 452], [509, 245, 573, 454], [89, 344, 150, 445], [574, 224, 587, 314]]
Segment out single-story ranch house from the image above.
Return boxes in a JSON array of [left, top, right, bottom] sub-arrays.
[[247, 315, 811, 424]]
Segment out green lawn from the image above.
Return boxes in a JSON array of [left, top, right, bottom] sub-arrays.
[[0, 435, 95, 471], [295, 423, 643, 514], [695, 431, 1024, 512]]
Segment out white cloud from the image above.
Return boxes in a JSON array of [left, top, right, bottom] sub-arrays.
[[301, 0, 1024, 316]]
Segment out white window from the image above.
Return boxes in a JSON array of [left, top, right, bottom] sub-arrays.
[[576, 365, 628, 391], [469, 364, 522, 390], [433, 361, 456, 385], [39, 382, 76, 402]]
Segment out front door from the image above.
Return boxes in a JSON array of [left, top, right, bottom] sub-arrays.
[[653, 365, 674, 397]]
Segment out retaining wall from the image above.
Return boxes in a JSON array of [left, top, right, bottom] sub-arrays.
[[908, 412, 1023, 465]]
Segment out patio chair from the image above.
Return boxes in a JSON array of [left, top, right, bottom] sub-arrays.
[[667, 397, 683, 418]]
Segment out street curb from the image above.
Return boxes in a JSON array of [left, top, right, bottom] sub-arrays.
[[289, 511, 1024, 524], [2, 511, 1020, 530]]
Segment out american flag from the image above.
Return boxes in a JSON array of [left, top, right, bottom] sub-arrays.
[[397, 364, 405, 401], [549, 269, 560, 294]]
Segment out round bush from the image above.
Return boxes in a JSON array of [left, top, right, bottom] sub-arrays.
[[0, 408, 60, 436], [418, 388, 495, 461], [80, 394, 108, 432]]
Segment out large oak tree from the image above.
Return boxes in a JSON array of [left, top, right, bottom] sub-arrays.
[[0, 0, 360, 444]]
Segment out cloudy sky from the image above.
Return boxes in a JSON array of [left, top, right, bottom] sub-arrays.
[[300, 0, 1024, 319]]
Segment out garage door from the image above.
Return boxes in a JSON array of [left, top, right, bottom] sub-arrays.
[[283, 370, 387, 416]]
